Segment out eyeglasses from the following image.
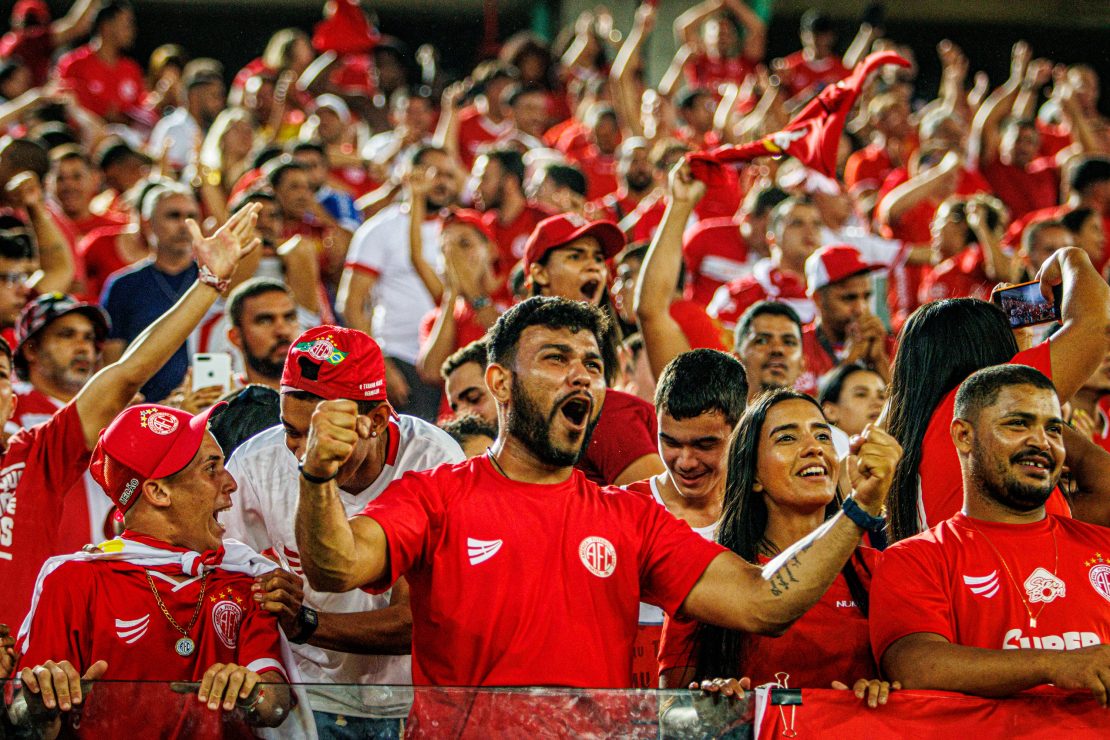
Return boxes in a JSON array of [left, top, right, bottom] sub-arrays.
[[0, 271, 31, 286]]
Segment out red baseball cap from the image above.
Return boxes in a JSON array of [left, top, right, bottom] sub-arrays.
[[442, 208, 496, 244], [12, 0, 50, 26], [281, 325, 389, 403], [522, 214, 625, 273], [805, 244, 884, 296], [90, 403, 226, 514]]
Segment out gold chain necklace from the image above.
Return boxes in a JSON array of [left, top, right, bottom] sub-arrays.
[[963, 519, 1059, 628], [145, 570, 209, 657]]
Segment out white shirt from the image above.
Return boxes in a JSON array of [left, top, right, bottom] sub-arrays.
[[223, 416, 464, 717], [344, 203, 442, 364], [148, 107, 201, 172]]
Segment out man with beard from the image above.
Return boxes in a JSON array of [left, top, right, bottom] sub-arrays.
[[10, 293, 113, 550], [341, 145, 462, 421], [292, 296, 902, 733], [591, 138, 660, 238], [225, 279, 301, 390], [149, 60, 226, 173], [471, 148, 552, 283], [872, 365, 1110, 702], [223, 325, 463, 737]]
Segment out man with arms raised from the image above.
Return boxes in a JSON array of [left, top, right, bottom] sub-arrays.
[[872, 365, 1110, 703], [294, 296, 901, 731], [223, 325, 463, 737]]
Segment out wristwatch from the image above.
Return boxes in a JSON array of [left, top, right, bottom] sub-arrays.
[[289, 606, 319, 644], [841, 496, 887, 533]]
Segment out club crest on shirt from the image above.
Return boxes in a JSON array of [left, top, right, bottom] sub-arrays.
[[1085, 552, 1110, 603], [211, 588, 245, 649], [579, 536, 617, 578], [1024, 567, 1066, 604]]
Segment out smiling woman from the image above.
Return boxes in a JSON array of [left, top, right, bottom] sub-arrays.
[[658, 388, 883, 694]]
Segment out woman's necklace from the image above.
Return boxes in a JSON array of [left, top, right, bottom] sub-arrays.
[[145, 570, 209, 657]]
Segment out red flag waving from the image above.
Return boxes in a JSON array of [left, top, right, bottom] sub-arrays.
[[687, 51, 910, 187], [312, 0, 380, 55]]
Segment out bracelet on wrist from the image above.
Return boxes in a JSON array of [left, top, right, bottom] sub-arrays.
[[299, 464, 338, 485], [197, 264, 231, 294], [841, 495, 887, 533]]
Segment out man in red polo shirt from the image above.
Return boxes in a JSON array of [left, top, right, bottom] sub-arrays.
[[872, 365, 1110, 702], [799, 244, 891, 396], [707, 196, 822, 330], [777, 10, 851, 101]]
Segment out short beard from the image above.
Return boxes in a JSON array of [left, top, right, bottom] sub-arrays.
[[244, 344, 286, 380], [971, 447, 1056, 513], [626, 173, 653, 194], [506, 373, 600, 468]]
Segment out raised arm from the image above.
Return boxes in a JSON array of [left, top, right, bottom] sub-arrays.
[[842, 22, 876, 71], [724, 0, 766, 63], [674, 0, 724, 47], [876, 151, 960, 229], [432, 82, 467, 169], [634, 162, 700, 380], [1060, 426, 1110, 527], [50, 0, 98, 47], [1036, 246, 1110, 400], [968, 41, 1027, 169], [74, 205, 260, 449], [682, 426, 901, 634], [295, 399, 391, 592], [966, 197, 1017, 283], [405, 170, 444, 302], [609, 3, 656, 138], [5, 172, 74, 294]]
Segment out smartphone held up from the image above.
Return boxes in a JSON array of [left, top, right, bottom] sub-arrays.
[[990, 280, 1062, 329]]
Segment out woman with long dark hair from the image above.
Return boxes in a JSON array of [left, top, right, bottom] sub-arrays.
[[886, 246, 1110, 541], [658, 389, 894, 705]]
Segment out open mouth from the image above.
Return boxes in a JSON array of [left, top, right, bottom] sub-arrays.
[[559, 396, 591, 428], [1014, 454, 1053, 475], [579, 279, 602, 301], [796, 464, 828, 479], [212, 504, 231, 531]]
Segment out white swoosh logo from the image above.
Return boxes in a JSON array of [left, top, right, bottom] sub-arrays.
[[467, 538, 503, 566]]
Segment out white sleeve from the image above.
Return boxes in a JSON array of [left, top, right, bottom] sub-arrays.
[[345, 218, 389, 274], [222, 456, 270, 552]]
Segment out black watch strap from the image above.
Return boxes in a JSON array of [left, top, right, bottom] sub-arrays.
[[299, 464, 338, 485], [289, 606, 319, 644], [841, 496, 886, 533]]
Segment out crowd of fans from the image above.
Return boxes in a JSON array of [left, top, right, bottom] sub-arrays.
[[0, 0, 1108, 736]]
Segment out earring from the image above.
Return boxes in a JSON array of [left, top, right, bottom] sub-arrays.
[[370, 431, 378, 438]]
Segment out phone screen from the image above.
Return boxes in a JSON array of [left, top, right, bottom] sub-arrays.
[[991, 281, 1061, 329]]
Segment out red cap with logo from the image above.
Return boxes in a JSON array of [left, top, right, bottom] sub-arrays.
[[90, 403, 226, 514], [281, 325, 389, 402], [805, 244, 884, 296], [522, 213, 625, 273]]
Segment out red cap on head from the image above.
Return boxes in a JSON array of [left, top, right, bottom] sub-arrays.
[[90, 403, 226, 514], [442, 208, 496, 244], [281, 325, 389, 402], [805, 244, 883, 296], [12, 0, 50, 26], [522, 214, 625, 274]]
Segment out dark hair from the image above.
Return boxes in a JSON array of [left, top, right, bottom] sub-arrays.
[[0, 229, 33, 261], [504, 82, 548, 108], [93, 0, 132, 35], [768, 196, 816, 238], [226, 277, 292, 329], [284, 389, 381, 417], [750, 186, 790, 218], [887, 299, 1019, 541], [1061, 207, 1098, 236], [290, 140, 327, 159], [1021, 218, 1066, 253], [410, 144, 448, 169], [230, 187, 277, 213], [543, 164, 587, 197], [487, 296, 610, 371], [1070, 157, 1110, 194], [734, 301, 803, 347], [800, 8, 834, 34], [0, 138, 50, 180], [31, 123, 79, 151], [442, 339, 489, 379], [49, 144, 92, 169], [94, 139, 143, 171], [817, 362, 881, 406], [676, 87, 711, 112], [212, 385, 281, 460], [438, 413, 498, 446], [655, 349, 748, 427], [954, 365, 1056, 422], [483, 148, 526, 187], [251, 144, 284, 171], [692, 388, 870, 681], [264, 156, 306, 190]]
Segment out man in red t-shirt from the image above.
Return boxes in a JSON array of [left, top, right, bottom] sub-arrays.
[[472, 148, 553, 278], [291, 296, 901, 704], [455, 63, 516, 169], [799, 244, 891, 396], [777, 10, 851, 101], [46, 146, 127, 260], [589, 138, 659, 237], [872, 365, 1110, 702], [0, 203, 261, 633], [0, 0, 97, 87], [15, 403, 295, 735], [54, 2, 149, 126]]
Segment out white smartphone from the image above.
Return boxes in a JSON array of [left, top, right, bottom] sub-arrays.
[[192, 352, 232, 394]]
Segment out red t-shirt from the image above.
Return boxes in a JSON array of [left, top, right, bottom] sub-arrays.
[[917, 341, 1070, 531], [359, 455, 726, 687], [578, 389, 659, 486], [457, 106, 513, 168], [871, 513, 1110, 666], [591, 192, 666, 245], [779, 53, 850, 98], [482, 203, 553, 277], [1003, 205, 1110, 271], [670, 299, 727, 352], [0, 402, 91, 629], [0, 27, 55, 86], [844, 143, 894, 194], [660, 548, 879, 687], [918, 245, 995, 304], [52, 206, 128, 255], [685, 52, 758, 90], [707, 264, 812, 330], [682, 218, 752, 307], [18, 535, 287, 738], [78, 225, 143, 302], [798, 322, 896, 397], [982, 157, 1060, 222], [56, 46, 147, 121]]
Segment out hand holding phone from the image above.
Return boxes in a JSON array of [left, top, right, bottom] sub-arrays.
[[990, 280, 1063, 329], [192, 353, 232, 394]]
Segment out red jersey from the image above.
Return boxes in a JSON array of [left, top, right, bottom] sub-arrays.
[[671, 299, 727, 351], [359, 454, 726, 688], [481, 202, 553, 276], [917, 341, 1070, 530], [591, 191, 666, 244], [685, 52, 758, 90], [918, 245, 995, 304], [707, 262, 813, 330], [798, 322, 896, 397], [578, 389, 659, 486], [682, 217, 753, 307], [0, 27, 54, 86], [0, 402, 91, 630], [843, 143, 894, 194], [779, 53, 850, 98], [10, 385, 114, 554], [50, 205, 127, 254], [982, 157, 1060, 222], [660, 548, 879, 687], [18, 534, 287, 738], [78, 225, 143, 301], [56, 46, 147, 121], [871, 513, 1110, 665], [457, 106, 513, 168]]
